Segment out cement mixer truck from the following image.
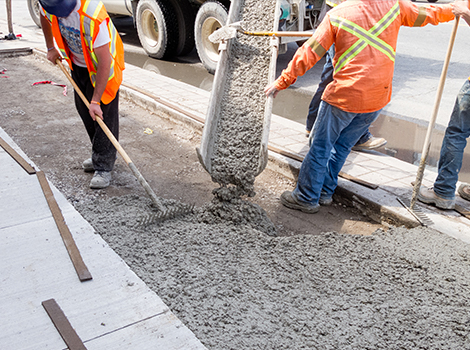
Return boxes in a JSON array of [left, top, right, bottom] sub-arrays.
[[27, 0, 327, 73]]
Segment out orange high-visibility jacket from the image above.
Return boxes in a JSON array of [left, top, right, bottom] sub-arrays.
[[275, 0, 454, 113], [43, 0, 124, 104]]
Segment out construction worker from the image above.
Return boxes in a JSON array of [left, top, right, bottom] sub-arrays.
[[306, 0, 387, 152], [38, 0, 124, 189], [265, 0, 454, 214], [418, 1, 470, 209]]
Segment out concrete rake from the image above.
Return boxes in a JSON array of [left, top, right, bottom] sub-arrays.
[[398, 17, 460, 226], [409, 17, 460, 216], [56, 60, 193, 223]]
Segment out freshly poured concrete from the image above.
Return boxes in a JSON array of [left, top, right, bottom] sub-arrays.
[[77, 194, 470, 350]]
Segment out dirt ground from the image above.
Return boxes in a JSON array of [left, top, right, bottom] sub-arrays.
[[0, 53, 383, 237]]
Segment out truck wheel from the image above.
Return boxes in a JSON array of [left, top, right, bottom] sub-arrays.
[[136, 0, 178, 59], [168, 0, 195, 56], [195, 1, 228, 74], [27, 0, 41, 28]]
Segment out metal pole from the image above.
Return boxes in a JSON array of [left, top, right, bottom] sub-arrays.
[[5, 0, 16, 40]]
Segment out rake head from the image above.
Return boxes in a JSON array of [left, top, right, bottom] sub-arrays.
[[397, 197, 433, 227], [136, 203, 195, 226], [209, 21, 245, 44]]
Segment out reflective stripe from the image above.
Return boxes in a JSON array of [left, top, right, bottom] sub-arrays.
[[326, 0, 344, 7], [306, 37, 327, 57], [331, 1, 399, 74], [414, 6, 427, 27], [80, 0, 115, 83]]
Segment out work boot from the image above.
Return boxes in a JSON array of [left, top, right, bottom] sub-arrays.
[[319, 196, 333, 206], [90, 171, 111, 189], [280, 191, 319, 213], [82, 158, 94, 172], [458, 184, 470, 202], [417, 186, 455, 210], [352, 137, 387, 151]]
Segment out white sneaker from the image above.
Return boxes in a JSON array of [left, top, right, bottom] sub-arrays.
[[352, 137, 387, 151], [82, 158, 94, 172], [90, 171, 111, 189]]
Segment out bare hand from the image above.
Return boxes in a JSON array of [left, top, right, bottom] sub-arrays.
[[264, 82, 279, 98], [89, 103, 103, 121], [452, 1, 470, 17], [47, 48, 61, 65]]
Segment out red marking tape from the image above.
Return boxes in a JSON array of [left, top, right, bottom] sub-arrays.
[[32, 80, 67, 96], [0, 68, 8, 78]]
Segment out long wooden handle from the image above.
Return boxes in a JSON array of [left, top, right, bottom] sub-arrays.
[[410, 17, 460, 209], [55, 60, 133, 165], [56, 59, 166, 211]]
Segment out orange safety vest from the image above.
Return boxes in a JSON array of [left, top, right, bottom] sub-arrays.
[[275, 0, 454, 113], [43, 0, 124, 104]]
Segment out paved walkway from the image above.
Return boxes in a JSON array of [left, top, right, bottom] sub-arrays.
[[2, 19, 470, 349]]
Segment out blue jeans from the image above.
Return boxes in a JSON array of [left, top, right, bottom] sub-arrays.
[[434, 79, 470, 199], [306, 45, 371, 145], [294, 102, 381, 205]]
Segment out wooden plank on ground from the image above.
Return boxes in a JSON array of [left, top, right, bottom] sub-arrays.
[[42, 298, 87, 350], [455, 204, 470, 221], [267, 144, 379, 189], [36, 171, 92, 282], [0, 135, 36, 174]]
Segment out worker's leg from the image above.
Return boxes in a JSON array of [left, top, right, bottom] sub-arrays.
[[305, 46, 379, 150], [72, 63, 118, 172], [306, 45, 334, 133], [355, 129, 373, 145], [72, 64, 96, 143], [92, 94, 119, 172], [434, 80, 470, 199], [321, 109, 381, 200], [293, 102, 358, 205]]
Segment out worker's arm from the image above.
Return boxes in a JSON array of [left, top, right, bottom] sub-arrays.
[[400, 2, 454, 27], [265, 15, 332, 98], [89, 43, 112, 121], [265, 40, 326, 98], [453, 1, 470, 26], [40, 14, 61, 64]]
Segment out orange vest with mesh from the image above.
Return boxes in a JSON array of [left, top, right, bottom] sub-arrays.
[[43, 0, 124, 104]]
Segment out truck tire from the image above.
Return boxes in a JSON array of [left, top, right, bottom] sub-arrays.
[[167, 0, 195, 56], [28, 0, 41, 28], [194, 1, 228, 74], [136, 0, 178, 59]]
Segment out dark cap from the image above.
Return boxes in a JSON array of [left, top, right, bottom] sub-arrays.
[[38, 0, 77, 18]]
